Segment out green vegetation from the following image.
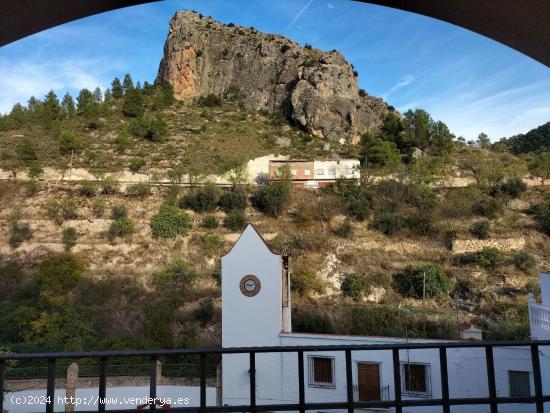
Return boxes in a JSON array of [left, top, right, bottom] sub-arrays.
[[341, 273, 369, 301], [151, 203, 192, 239], [9, 221, 32, 248], [62, 227, 78, 251], [397, 264, 453, 299], [291, 265, 325, 298], [223, 210, 248, 231]]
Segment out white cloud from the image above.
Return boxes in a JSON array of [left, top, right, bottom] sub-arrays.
[[381, 75, 414, 100]]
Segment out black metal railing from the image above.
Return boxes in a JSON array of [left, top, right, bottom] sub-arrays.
[[1, 340, 550, 413]]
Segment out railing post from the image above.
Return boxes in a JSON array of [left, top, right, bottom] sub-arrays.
[[149, 356, 157, 411], [0, 359, 5, 413], [345, 349, 354, 413], [46, 358, 56, 413], [439, 347, 450, 413], [249, 352, 256, 412], [98, 357, 107, 413], [485, 346, 498, 413], [392, 348, 402, 413], [200, 354, 207, 411], [297, 351, 305, 413], [531, 344, 544, 413]]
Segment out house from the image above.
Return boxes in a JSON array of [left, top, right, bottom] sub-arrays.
[[221, 225, 547, 412], [528, 272, 550, 340], [268, 159, 360, 188]]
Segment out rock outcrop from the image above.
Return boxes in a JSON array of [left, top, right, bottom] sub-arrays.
[[156, 11, 392, 142]]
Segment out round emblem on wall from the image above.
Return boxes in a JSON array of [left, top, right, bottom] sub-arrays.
[[240, 275, 261, 297]]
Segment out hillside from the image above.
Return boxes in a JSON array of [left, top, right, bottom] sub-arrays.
[[0, 10, 549, 354]]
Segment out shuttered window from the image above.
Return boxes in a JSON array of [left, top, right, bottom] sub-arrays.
[[309, 356, 335, 388], [402, 363, 430, 396]]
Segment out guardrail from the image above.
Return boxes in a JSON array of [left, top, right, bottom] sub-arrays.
[[1, 340, 550, 413]]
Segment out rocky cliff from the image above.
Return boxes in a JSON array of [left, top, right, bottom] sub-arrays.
[[156, 11, 392, 142]]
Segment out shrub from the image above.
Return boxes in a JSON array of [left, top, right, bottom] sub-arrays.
[[125, 182, 151, 198], [470, 220, 491, 240], [111, 205, 128, 220], [79, 180, 96, 197], [180, 184, 220, 213], [291, 265, 325, 297], [197, 94, 222, 107], [498, 177, 527, 199], [91, 198, 106, 218], [115, 132, 132, 153], [341, 185, 373, 220], [153, 259, 198, 288], [406, 184, 438, 210], [531, 200, 550, 235], [472, 197, 504, 219], [46, 199, 77, 225], [129, 157, 146, 173], [107, 217, 135, 241], [9, 222, 32, 248], [477, 247, 503, 271], [194, 298, 215, 326], [27, 163, 43, 179], [191, 233, 226, 257], [36, 253, 86, 294], [398, 264, 453, 299], [128, 114, 168, 142], [59, 132, 80, 154], [441, 186, 482, 218], [333, 219, 353, 238], [292, 309, 335, 334], [341, 273, 369, 301], [406, 213, 436, 236], [16, 138, 37, 163], [62, 227, 77, 251], [100, 176, 119, 195], [151, 203, 192, 239], [512, 251, 536, 271], [223, 210, 247, 231], [201, 215, 219, 229], [218, 187, 247, 212], [372, 212, 407, 235], [251, 182, 291, 217]]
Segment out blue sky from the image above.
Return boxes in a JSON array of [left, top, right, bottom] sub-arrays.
[[0, 0, 549, 141]]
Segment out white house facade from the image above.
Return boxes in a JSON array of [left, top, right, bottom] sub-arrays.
[[221, 225, 550, 412]]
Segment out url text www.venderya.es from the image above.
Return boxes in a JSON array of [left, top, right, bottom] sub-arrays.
[[9, 395, 191, 407]]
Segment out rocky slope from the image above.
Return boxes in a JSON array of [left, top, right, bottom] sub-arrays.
[[156, 11, 392, 142]]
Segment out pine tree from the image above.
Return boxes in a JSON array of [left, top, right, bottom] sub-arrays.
[[122, 73, 134, 94], [93, 87, 103, 103], [122, 88, 144, 118], [111, 77, 123, 99], [27, 96, 41, 118], [41, 90, 61, 127], [103, 89, 112, 102], [61, 93, 76, 117]]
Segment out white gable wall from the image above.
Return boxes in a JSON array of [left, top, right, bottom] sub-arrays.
[[221, 225, 285, 405]]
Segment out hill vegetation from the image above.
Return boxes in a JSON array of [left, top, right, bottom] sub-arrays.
[[0, 73, 549, 353]]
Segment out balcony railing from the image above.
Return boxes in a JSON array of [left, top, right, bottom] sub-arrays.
[[530, 302, 550, 334], [1, 340, 550, 413], [353, 384, 391, 402]]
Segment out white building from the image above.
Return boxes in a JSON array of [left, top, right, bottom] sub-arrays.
[[221, 225, 549, 412]]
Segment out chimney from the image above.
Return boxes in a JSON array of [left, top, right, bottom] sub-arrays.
[[458, 322, 483, 341]]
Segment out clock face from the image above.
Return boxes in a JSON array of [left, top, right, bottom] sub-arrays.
[[240, 275, 261, 297]]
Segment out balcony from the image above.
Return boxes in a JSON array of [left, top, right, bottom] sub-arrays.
[[529, 298, 550, 340], [1, 340, 550, 412]]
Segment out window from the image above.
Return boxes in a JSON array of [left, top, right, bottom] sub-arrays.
[[509, 371, 530, 397], [291, 169, 297, 176], [308, 356, 335, 388], [316, 169, 324, 175], [328, 169, 336, 176], [304, 169, 311, 176], [401, 363, 430, 397]]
